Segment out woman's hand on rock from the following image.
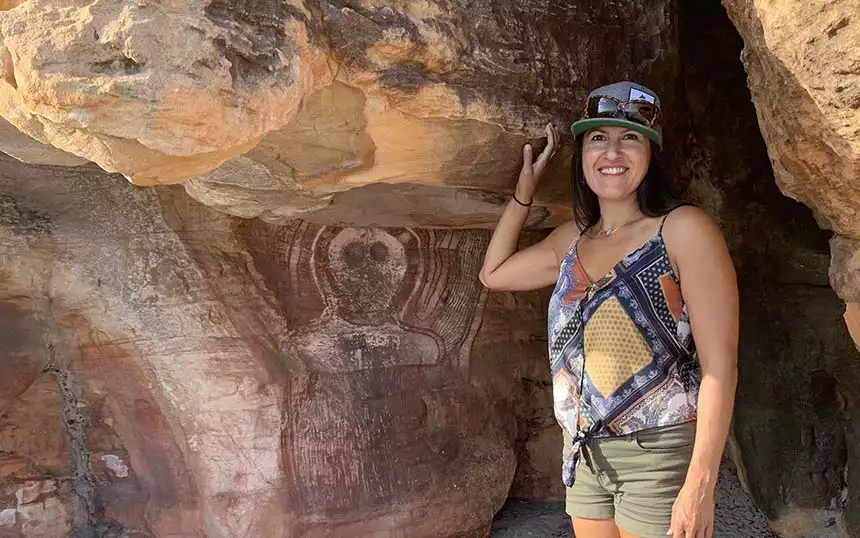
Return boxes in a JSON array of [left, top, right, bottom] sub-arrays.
[[516, 122, 558, 204]]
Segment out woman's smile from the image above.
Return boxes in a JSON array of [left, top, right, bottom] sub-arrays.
[[597, 166, 628, 175]]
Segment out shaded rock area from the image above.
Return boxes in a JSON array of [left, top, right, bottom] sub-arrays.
[[667, 2, 860, 536], [0, 154, 564, 537], [692, 2, 860, 536], [0, 118, 86, 167]]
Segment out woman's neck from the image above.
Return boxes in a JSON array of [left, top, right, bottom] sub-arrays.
[[598, 198, 641, 230]]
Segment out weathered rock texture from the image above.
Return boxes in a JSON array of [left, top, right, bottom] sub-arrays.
[[0, 1, 684, 536], [719, 2, 860, 533], [0, 0, 680, 228], [722, 0, 860, 354], [0, 118, 86, 167], [689, 2, 860, 536], [0, 154, 572, 537], [2, 0, 860, 536]]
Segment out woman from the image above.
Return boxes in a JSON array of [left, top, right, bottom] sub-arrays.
[[480, 81, 738, 538]]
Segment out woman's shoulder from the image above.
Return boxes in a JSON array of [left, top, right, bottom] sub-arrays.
[[662, 204, 727, 255], [550, 219, 581, 247], [662, 205, 719, 235], [553, 219, 581, 238], [544, 219, 580, 262]]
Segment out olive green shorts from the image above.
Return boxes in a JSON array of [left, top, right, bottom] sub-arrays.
[[563, 421, 696, 538]]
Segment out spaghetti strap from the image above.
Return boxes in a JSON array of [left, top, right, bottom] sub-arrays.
[[657, 211, 672, 235], [567, 225, 589, 253]]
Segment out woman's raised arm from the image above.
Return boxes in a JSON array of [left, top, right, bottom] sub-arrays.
[[480, 123, 577, 291]]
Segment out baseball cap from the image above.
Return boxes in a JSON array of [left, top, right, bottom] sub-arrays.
[[571, 81, 663, 148]]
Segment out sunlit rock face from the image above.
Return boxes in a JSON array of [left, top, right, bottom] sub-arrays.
[[0, 0, 678, 227], [722, 0, 860, 351]]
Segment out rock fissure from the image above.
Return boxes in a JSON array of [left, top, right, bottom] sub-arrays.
[[42, 346, 126, 538]]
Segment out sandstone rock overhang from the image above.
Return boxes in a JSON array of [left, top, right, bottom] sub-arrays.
[[0, 0, 678, 228]]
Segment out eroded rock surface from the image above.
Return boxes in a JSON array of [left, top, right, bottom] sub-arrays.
[[722, 0, 860, 353], [0, 155, 563, 537], [1, 0, 860, 537], [0, 0, 679, 227], [0, 119, 86, 167], [714, 1, 860, 535]]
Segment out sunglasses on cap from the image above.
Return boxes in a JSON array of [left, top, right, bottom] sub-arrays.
[[581, 95, 662, 128]]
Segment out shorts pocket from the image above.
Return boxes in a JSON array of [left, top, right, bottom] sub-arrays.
[[634, 424, 695, 453]]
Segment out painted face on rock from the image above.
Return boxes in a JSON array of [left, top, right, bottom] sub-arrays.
[[326, 228, 407, 323], [581, 126, 652, 201]]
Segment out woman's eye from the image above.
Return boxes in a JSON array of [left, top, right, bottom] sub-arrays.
[[590, 134, 605, 141], [623, 133, 640, 140]]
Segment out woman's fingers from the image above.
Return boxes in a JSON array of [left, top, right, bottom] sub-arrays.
[[519, 122, 559, 191], [521, 143, 534, 176], [543, 123, 556, 156], [670, 520, 705, 538], [669, 518, 685, 537], [533, 123, 556, 173]]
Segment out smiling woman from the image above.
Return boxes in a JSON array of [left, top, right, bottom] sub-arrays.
[[480, 82, 739, 538], [582, 128, 652, 200]]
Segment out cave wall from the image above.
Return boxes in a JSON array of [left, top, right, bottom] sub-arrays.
[[676, 2, 860, 536], [0, 1, 686, 536], [0, 154, 570, 537], [1, 0, 859, 537]]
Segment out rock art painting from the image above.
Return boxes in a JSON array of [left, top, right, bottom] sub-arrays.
[[239, 219, 516, 537], [0, 163, 524, 537]]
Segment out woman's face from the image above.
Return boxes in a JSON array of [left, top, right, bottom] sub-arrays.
[[581, 126, 651, 201]]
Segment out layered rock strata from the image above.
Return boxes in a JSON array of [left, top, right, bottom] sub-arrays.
[[0, 0, 678, 227]]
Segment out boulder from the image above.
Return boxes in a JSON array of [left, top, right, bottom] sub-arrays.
[[722, 0, 860, 352], [0, 0, 679, 227]]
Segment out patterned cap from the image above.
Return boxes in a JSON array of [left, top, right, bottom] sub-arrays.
[[571, 81, 663, 148]]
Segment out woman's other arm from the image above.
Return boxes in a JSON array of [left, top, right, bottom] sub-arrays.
[[664, 205, 739, 538]]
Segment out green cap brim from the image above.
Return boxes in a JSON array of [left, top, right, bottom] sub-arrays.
[[571, 118, 662, 148]]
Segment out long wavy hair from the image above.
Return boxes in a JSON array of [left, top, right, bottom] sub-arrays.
[[570, 133, 687, 232]]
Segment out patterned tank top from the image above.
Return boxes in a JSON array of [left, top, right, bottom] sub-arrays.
[[548, 215, 700, 487]]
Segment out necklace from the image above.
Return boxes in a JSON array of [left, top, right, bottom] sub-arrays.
[[592, 209, 641, 238]]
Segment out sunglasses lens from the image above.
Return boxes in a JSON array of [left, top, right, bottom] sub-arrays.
[[587, 96, 620, 118], [622, 101, 658, 125], [585, 96, 660, 128]]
